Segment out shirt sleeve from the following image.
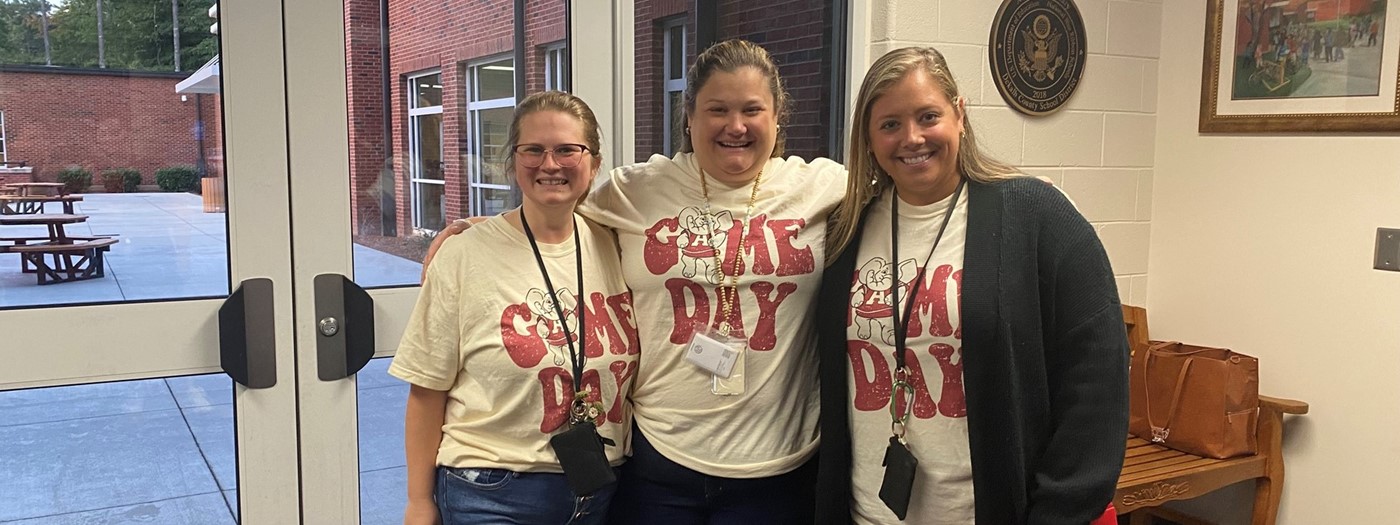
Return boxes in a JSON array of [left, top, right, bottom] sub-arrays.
[[389, 239, 468, 391], [579, 159, 659, 232]]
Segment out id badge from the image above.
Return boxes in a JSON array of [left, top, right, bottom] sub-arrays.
[[879, 436, 918, 520], [684, 327, 747, 396]]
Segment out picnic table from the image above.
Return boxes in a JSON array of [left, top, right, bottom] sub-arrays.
[[0, 213, 115, 284], [3, 182, 69, 197], [0, 194, 83, 215]]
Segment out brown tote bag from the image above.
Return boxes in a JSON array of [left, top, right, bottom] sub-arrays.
[[1128, 341, 1260, 459]]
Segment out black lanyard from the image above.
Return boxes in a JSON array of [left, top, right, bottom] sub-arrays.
[[520, 212, 586, 397], [888, 181, 964, 430]]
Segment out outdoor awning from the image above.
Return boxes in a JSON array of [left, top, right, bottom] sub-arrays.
[[176, 55, 221, 94]]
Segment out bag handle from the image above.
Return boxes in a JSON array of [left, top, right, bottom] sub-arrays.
[[1141, 346, 1195, 444]]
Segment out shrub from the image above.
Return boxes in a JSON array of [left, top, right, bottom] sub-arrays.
[[155, 165, 200, 192], [101, 168, 142, 193], [57, 167, 93, 193], [122, 171, 143, 192]]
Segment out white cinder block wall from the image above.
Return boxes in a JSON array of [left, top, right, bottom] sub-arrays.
[[859, 0, 1162, 304]]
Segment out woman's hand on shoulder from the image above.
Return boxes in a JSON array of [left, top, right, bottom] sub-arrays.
[[403, 497, 440, 525], [421, 217, 487, 282]]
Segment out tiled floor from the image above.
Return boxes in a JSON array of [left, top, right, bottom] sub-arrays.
[[1, 192, 420, 523]]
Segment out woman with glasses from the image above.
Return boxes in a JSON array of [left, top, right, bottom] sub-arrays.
[[394, 91, 640, 525]]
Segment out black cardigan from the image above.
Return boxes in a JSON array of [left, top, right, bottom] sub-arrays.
[[814, 178, 1129, 524]]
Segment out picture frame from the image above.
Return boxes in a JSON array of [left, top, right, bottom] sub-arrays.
[[1200, 0, 1400, 132]]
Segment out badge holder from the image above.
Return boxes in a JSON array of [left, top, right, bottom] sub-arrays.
[[549, 395, 616, 496], [879, 375, 917, 520], [685, 326, 747, 396]]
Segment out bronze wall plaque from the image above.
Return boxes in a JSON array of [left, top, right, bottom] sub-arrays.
[[989, 0, 1088, 116]]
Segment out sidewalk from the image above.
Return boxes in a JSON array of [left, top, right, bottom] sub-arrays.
[[1, 192, 419, 522], [0, 359, 408, 524]]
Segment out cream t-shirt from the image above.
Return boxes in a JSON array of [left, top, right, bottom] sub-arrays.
[[390, 214, 640, 472], [846, 187, 975, 524], [582, 152, 846, 478]]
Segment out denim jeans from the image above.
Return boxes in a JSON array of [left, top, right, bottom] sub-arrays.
[[607, 427, 818, 525], [435, 466, 617, 525]]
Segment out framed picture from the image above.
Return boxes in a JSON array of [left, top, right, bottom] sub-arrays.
[[1200, 0, 1400, 132]]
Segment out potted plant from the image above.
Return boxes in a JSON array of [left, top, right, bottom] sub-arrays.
[[101, 168, 141, 193]]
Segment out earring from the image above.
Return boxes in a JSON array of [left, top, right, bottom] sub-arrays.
[[960, 129, 966, 139], [684, 127, 691, 136]]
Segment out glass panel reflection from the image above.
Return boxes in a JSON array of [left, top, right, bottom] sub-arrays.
[[476, 59, 515, 100], [0, 374, 237, 521], [414, 182, 445, 232], [477, 107, 513, 186], [414, 114, 444, 181], [0, 3, 229, 308], [413, 74, 443, 108]]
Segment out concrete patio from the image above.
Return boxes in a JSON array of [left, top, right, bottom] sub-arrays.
[[0, 192, 422, 308], [0, 360, 408, 524], [0, 192, 422, 523]]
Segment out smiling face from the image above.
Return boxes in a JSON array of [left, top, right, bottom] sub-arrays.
[[513, 110, 598, 211], [867, 69, 965, 206], [687, 66, 778, 185]]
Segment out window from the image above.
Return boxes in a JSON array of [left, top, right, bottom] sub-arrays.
[[408, 72, 445, 231], [467, 56, 516, 218], [662, 19, 687, 156], [544, 43, 569, 92], [1, 110, 7, 163]]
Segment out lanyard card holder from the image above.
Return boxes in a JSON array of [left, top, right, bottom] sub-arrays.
[[685, 326, 747, 396], [879, 436, 918, 520], [549, 422, 617, 496]]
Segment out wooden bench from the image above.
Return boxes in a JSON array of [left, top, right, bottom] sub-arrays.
[[0, 194, 83, 214], [0, 237, 116, 284], [1116, 305, 1309, 525]]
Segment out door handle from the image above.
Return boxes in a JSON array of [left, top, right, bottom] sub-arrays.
[[314, 274, 376, 381], [219, 278, 277, 388]]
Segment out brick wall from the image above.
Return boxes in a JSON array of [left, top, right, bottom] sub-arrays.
[[718, 0, 833, 160], [365, 0, 564, 233], [0, 67, 223, 187], [633, 0, 834, 163], [634, 0, 690, 163], [346, 0, 389, 235]]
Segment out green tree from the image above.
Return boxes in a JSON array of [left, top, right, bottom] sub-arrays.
[[0, 0, 52, 65], [18, 0, 215, 70]]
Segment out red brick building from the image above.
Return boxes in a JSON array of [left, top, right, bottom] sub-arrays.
[[0, 66, 223, 188], [345, 0, 839, 237], [0, 1, 838, 237]]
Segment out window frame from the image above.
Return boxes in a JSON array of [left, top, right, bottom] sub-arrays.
[[407, 70, 445, 231], [543, 42, 569, 92], [661, 18, 687, 156], [466, 55, 516, 217], [1, 110, 7, 163]]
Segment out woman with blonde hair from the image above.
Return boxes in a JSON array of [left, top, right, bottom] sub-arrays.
[[395, 91, 639, 525], [814, 47, 1128, 524]]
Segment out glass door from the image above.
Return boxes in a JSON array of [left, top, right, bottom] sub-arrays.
[[0, 0, 300, 523], [276, 0, 854, 522], [285, 0, 613, 522]]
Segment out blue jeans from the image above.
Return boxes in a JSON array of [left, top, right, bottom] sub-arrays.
[[435, 466, 617, 525], [607, 428, 817, 525]]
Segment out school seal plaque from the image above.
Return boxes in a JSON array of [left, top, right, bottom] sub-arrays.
[[989, 0, 1087, 116]]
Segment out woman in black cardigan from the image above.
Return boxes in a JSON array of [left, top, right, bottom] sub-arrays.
[[815, 47, 1129, 524]]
